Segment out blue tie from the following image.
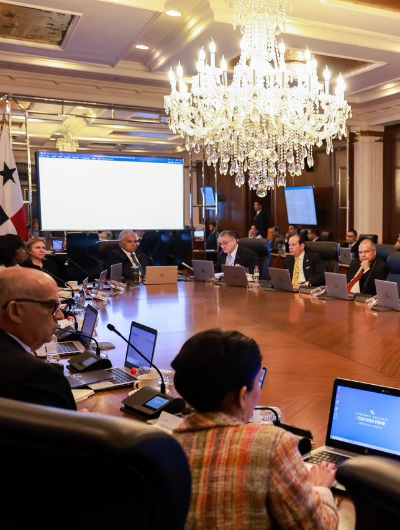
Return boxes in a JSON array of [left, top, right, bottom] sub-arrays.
[[131, 253, 145, 276]]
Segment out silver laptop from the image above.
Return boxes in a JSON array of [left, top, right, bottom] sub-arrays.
[[325, 272, 353, 301], [87, 321, 157, 391], [375, 279, 400, 311], [37, 304, 98, 357], [97, 269, 108, 290], [145, 266, 178, 285], [268, 267, 297, 292], [303, 378, 400, 490], [339, 247, 352, 265], [192, 259, 215, 281], [222, 265, 248, 287], [110, 263, 123, 282]]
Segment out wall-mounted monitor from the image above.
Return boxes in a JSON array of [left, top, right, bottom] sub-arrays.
[[36, 152, 185, 231], [200, 186, 216, 207], [284, 186, 318, 225]]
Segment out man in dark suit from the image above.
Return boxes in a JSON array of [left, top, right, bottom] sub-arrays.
[[253, 201, 268, 238], [107, 229, 150, 280], [284, 235, 326, 287], [206, 222, 219, 250], [0, 268, 77, 410], [347, 239, 388, 296], [342, 229, 359, 258], [217, 230, 259, 273]]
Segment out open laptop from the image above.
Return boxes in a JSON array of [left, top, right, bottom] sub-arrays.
[[96, 269, 111, 290], [324, 272, 353, 301], [303, 378, 400, 490], [52, 238, 64, 251], [339, 247, 352, 265], [110, 262, 123, 282], [222, 265, 248, 287], [87, 321, 158, 391], [145, 266, 178, 285], [268, 268, 297, 292], [375, 279, 400, 311], [192, 259, 215, 281]]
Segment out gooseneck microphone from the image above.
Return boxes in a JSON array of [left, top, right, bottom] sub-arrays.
[[66, 257, 96, 284], [107, 323, 166, 393], [90, 255, 110, 270], [57, 327, 101, 356]]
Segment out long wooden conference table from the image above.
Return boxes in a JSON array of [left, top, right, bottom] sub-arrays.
[[78, 280, 400, 449]]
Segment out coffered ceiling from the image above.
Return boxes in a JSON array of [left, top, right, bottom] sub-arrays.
[[1, 0, 400, 158]]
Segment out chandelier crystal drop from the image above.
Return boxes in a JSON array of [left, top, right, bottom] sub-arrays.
[[56, 127, 79, 152], [164, 0, 352, 196]]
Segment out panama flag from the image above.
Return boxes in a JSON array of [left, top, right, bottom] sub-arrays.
[[0, 124, 28, 240]]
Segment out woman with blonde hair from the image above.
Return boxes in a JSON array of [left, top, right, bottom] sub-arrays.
[[21, 237, 59, 283]]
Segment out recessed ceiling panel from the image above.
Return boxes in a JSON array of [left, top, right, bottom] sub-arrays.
[[0, 2, 76, 46]]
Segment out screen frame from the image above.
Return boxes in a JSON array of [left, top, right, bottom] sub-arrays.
[[284, 185, 318, 226]]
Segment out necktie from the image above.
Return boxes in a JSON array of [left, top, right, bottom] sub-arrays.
[[347, 266, 364, 293], [292, 258, 300, 288], [131, 253, 145, 277], [227, 254, 234, 266]]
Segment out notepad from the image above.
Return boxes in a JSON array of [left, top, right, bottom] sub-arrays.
[[72, 388, 95, 403]]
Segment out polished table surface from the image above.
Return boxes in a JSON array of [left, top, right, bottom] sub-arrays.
[[77, 280, 400, 449]]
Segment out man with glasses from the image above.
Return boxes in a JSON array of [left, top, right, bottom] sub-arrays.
[[0, 268, 77, 410], [107, 229, 150, 280], [346, 239, 388, 296], [217, 230, 259, 273], [343, 229, 359, 258]]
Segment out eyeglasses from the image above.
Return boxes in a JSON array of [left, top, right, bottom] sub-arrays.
[[1, 299, 62, 316], [219, 239, 233, 247], [359, 250, 373, 255]]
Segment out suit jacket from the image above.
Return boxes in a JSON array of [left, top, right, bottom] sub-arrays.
[[206, 231, 218, 250], [21, 258, 63, 286], [342, 241, 359, 259], [284, 251, 326, 286], [0, 329, 76, 410], [346, 257, 388, 296], [253, 209, 268, 238], [217, 245, 259, 274], [106, 247, 149, 280]]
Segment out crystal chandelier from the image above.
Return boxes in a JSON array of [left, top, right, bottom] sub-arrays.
[[164, 0, 352, 197], [56, 127, 79, 152]]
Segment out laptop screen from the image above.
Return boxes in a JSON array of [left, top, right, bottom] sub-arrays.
[[125, 321, 157, 370], [52, 239, 63, 251], [98, 269, 107, 290], [327, 379, 400, 458], [80, 304, 98, 348]]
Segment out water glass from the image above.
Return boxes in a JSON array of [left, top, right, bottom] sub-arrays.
[[45, 335, 60, 363], [73, 308, 85, 331]]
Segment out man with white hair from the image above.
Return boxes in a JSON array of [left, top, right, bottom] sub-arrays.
[[107, 229, 150, 280], [0, 268, 77, 410]]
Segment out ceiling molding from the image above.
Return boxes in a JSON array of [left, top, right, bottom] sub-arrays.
[[95, 0, 166, 11], [321, 0, 400, 19]]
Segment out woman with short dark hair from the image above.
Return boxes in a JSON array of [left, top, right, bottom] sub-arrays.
[[172, 329, 338, 530], [0, 234, 26, 268]]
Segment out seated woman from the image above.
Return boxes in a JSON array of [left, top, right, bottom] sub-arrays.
[[21, 237, 59, 282], [0, 234, 26, 268], [172, 329, 338, 530]]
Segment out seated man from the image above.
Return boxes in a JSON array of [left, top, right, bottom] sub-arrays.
[[270, 226, 285, 251], [343, 229, 359, 258], [107, 229, 149, 280], [307, 228, 320, 241], [284, 235, 326, 288], [217, 230, 259, 273], [347, 239, 388, 296], [285, 224, 299, 252], [0, 268, 77, 410]]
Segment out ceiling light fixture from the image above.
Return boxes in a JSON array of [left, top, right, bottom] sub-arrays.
[[164, 0, 352, 196], [135, 44, 150, 50], [56, 127, 79, 152], [166, 10, 182, 16]]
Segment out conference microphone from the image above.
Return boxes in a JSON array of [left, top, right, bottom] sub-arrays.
[[107, 323, 166, 393], [63, 328, 112, 373], [90, 255, 110, 271], [66, 256, 96, 284], [44, 268, 74, 292], [182, 262, 194, 271]]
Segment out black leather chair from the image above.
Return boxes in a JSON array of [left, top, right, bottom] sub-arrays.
[[238, 237, 270, 279], [321, 231, 334, 241], [0, 397, 191, 530], [359, 233, 378, 244], [386, 251, 400, 295], [375, 243, 396, 262], [304, 241, 339, 272], [66, 231, 99, 283], [299, 229, 309, 241], [95, 239, 119, 274], [336, 456, 400, 530]]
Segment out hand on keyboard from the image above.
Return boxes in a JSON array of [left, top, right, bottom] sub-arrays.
[[308, 461, 337, 489]]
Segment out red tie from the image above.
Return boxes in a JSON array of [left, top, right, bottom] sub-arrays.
[[347, 267, 364, 293]]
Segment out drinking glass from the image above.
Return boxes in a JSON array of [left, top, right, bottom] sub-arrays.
[[45, 335, 60, 363]]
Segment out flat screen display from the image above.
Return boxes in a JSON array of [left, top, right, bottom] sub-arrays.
[[284, 186, 317, 225], [200, 186, 216, 207], [36, 152, 185, 230]]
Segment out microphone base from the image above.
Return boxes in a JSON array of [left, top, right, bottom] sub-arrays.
[[67, 350, 112, 373], [121, 387, 186, 419]]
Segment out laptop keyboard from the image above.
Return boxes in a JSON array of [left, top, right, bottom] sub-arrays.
[[58, 342, 79, 354], [304, 451, 349, 466], [111, 368, 136, 384]]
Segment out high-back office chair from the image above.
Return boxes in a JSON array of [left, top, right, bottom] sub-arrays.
[[0, 397, 191, 530], [173, 230, 193, 268], [305, 241, 340, 272], [321, 231, 334, 241], [386, 251, 400, 295], [299, 228, 309, 241], [66, 232, 99, 283], [238, 237, 271, 279], [359, 233, 378, 244], [375, 243, 396, 262], [95, 239, 119, 274], [336, 456, 400, 530]]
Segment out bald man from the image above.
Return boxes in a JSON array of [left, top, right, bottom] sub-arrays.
[[0, 268, 77, 410]]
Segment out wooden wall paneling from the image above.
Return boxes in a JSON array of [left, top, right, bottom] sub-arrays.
[[383, 127, 400, 244]]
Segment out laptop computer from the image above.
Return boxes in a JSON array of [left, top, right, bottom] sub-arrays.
[[145, 266, 178, 285], [324, 272, 353, 301], [222, 265, 248, 287], [192, 259, 215, 281], [375, 279, 400, 311], [268, 268, 297, 292], [303, 378, 400, 490], [52, 238, 64, 251], [39, 304, 98, 357], [87, 321, 158, 391], [110, 262, 123, 282], [339, 247, 352, 265]]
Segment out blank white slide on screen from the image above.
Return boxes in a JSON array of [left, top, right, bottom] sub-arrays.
[[37, 153, 184, 231]]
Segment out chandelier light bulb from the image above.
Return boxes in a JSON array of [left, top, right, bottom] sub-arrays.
[[164, 0, 352, 196]]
